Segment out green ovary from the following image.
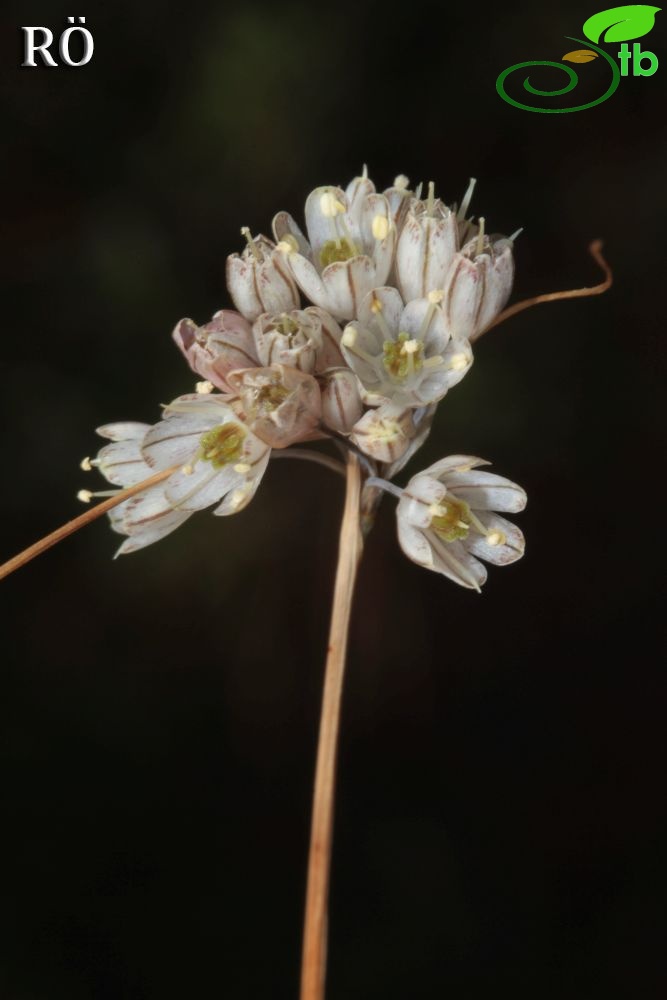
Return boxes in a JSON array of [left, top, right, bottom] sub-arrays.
[[319, 238, 357, 268], [255, 383, 290, 415], [430, 497, 472, 543], [382, 333, 424, 381], [198, 423, 245, 468]]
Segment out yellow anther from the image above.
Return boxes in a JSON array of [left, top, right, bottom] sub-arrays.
[[394, 174, 410, 190], [372, 214, 390, 241], [234, 462, 251, 474], [370, 295, 383, 314], [196, 380, 214, 394], [80, 456, 93, 471], [427, 289, 444, 304], [181, 464, 194, 475], [320, 191, 345, 218], [342, 327, 358, 347], [449, 352, 470, 371], [486, 530, 506, 546], [401, 339, 420, 355], [77, 490, 93, 503], [276, 235, 298, 254]]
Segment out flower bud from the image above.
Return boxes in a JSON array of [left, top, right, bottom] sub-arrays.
[[172, 311, 257, 393], [226, 231, 300, 321], [320, 368, 364, 434], [226, 365, 321, 449]]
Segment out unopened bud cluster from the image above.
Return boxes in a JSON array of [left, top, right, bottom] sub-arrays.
[[81, 169, 526, 589]]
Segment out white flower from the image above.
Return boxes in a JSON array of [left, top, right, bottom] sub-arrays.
[[340, 287, 473, 408], [396, 456, 526, 591], [395, 182, 458, 303], [91, 422, 192, 556], [226, 229, 300, 321], [440, 222, 515, 342], [253, 307, 343, 373], [272, 173, 395, 320], [141, 395, 270, 513]]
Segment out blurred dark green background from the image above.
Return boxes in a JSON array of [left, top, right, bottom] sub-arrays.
[[1, 1, 665, 997]]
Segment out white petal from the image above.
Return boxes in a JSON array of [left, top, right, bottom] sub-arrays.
[[114, 510, 191, 556], [141, 416, 210, 469], [441, 255, 484, 341], [397, 518, 434, 568], [358, 286, 403, 333], [444, 470, 527, 513], [427, 532, 487, 590], [322, 256, 376, 320], [287, 253, 330, 310], [345, 175, 376, 228], [396, 211, 457, 302], [272, 211, 312, 259], [419, 455, 491, 479], [304, 186, 348, 262], [213, 450, 270, 515], [304, 307, 344, 369], [400, 299, 448, 354], [96, 421, 151, 442], [166, 462, 241, 512], [464, 513, 525, 566], [471, 243, 514, 340], [96, 440, 151, 487]]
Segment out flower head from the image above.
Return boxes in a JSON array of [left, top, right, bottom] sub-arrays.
[[396, 456, 526, 591]]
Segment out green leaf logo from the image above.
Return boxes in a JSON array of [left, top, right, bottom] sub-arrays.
[[583, 4, 661, 43]]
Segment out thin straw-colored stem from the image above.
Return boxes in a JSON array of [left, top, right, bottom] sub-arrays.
[[300, 452, 363, 1000], [0, 466, 177, 582], [271, 449, 346, 478], [476, 239, 612, 340]]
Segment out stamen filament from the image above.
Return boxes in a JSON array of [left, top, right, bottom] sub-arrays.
[[241, 226, 262, 262], [476, 217, 486, 257], [457, 177, 477, 221]]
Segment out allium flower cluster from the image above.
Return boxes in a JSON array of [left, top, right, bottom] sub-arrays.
[[81, 169, 526, 589]]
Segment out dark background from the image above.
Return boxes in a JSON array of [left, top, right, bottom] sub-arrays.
[[1, 1, 665, 997]]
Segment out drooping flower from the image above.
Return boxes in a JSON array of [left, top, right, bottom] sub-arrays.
[[272, 172, 395, 320], [141, 395, 270, 513], [226, 365, 321, 449], [172, 310, 258, 392], [340, 287, 473, 408], [86, 422, 193, 556], [226, 229, 300, 321], [253, 307, 344, 373], [396, 455, 526, 590]]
